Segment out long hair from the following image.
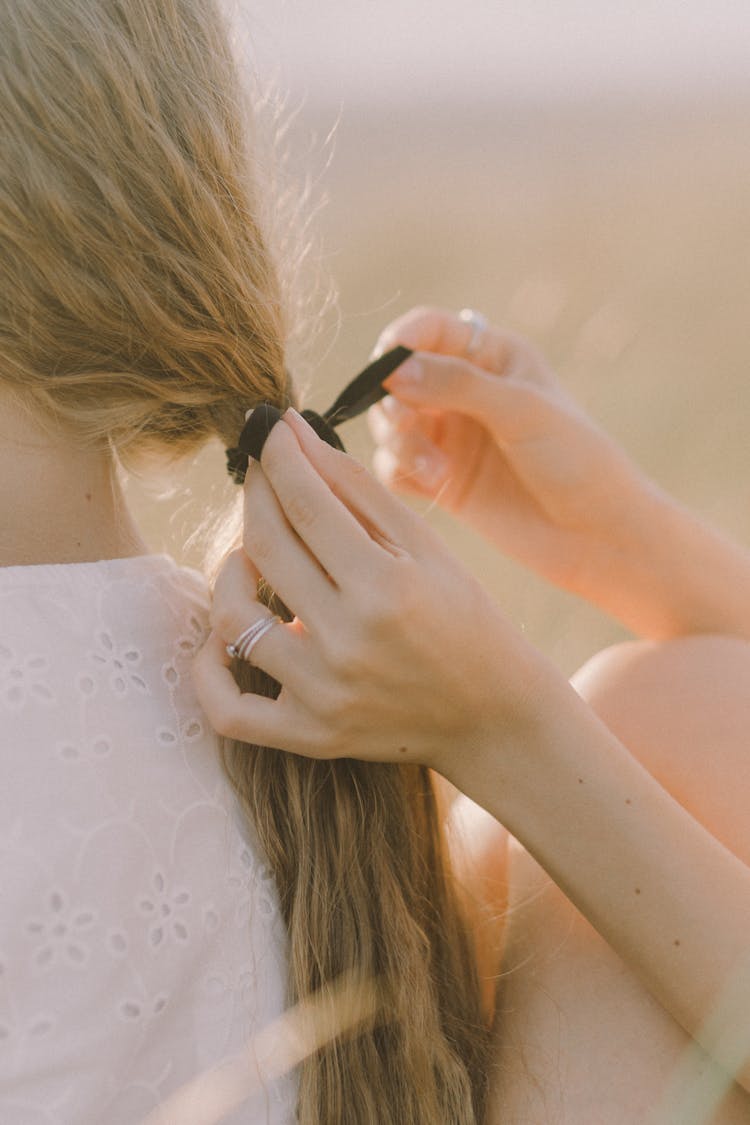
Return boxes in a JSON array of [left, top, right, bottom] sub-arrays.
[[0, 1, 492, 1119]]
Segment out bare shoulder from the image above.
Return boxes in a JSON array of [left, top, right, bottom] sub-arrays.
[[572, 634, 750, 862]]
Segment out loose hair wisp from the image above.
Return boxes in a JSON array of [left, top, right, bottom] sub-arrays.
[[0, 1, 492, 1119]]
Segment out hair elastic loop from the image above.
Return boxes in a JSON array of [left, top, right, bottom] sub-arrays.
[[225, 346, 413, 484]]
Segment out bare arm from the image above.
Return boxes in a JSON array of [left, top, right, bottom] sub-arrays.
[[571, 487, 750, 640], [458, 656, 750, 1092], [193, 409, 750, 1094], [370, 306, 750, 641]]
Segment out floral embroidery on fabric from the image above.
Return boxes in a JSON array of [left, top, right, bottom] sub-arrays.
[[25, 891, 97, 972], [57, 737, 112, 764], [0, 556, 293, 1124], [106, 930, 129, 958], [137, 871, 191, 948], [0, 648, 55, 710], [177, 614, 208, 654], [90, 631, 148, 695], [117, 992, 169, 1022], [182, 717, 203, 741]]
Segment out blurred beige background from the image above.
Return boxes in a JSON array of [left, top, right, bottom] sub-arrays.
[[125, 2, 750, 677]]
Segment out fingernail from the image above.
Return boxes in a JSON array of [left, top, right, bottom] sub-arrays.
[[385, 356, 422, 389], [283, 406, 312, 431], [283, 406, 323, 447]]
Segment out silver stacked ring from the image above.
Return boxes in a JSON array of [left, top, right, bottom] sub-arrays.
[[458, 308, 488, 356], [226, 614, 281, 663]]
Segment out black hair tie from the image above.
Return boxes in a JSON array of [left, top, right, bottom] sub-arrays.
[[225, 346, 413, 485]]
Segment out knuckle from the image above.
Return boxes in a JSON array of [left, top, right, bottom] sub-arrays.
[[351, 456, 370, 478], [221, 710, 247, 744], [320, 630, 355, 675], [316, 680, 358, 731], [339, 453, 370, 484], [242, 524, 274, 565], [437, 355, 471, 393], [376, 563, 419, 622], [210, 603, 241, 640], [320, 627, 371, 685], [324, 443, 357, 472], [358, 585, 396, 634], [337, 641, 369, 682], [284, 488, 317, 530]]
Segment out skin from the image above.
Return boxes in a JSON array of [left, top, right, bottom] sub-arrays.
[[191, 308, 750, 1114], [490, 638, 750, 1123], [0, 388, 147, 567]]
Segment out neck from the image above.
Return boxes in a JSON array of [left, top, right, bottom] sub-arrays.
[[0, 391, 149, 567]]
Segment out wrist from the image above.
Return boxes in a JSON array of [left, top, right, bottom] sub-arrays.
[[569, 482, 750, 640], [638, 493, 750, 638], [435, 640, 562, 812]]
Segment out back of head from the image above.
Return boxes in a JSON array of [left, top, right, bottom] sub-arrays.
[[0, 2, 490, 1119], [0, 0, 289, 461]]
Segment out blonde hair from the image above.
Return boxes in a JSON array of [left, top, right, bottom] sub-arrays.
[[0, 0, 288, 459], [0, 1, 492, 1119]]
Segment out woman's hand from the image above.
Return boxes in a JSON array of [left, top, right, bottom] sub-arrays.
[[369, 306, 661, 604], [191, 408, 549, 777]]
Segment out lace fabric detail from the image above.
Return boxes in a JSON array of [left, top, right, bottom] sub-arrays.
[[0, 555, 295, 1124]]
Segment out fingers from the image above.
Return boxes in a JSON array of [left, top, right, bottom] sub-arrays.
[[191, 629, 292, 751], [368, 396, 441, 444], [383, 351, 500, 416], [374, 305, 480, 355], [212, 545, 261, 617], [210, 548, 312, 686], [380, 352, 556, 446], [373, 306, 513, 375], [242, 463, 338, 626], [192, 631, 329, 756], [370, 425, 451, 496], [192, 630, 339, 759], [262, 411, 434, 569], [256, 416, 394, 585]]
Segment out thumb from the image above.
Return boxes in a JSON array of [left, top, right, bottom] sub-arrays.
[[384, 352, 562, 446]]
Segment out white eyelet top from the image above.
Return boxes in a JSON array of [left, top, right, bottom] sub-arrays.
[[0, 554, 296, 1124]]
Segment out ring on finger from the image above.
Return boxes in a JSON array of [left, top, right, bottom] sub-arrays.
[[458, 308, 488, 356], [226, 614, 282, 663]]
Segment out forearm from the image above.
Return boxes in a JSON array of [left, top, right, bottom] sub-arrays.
[[451, 675, 750, 1090], [574, 486, 750, 641]]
